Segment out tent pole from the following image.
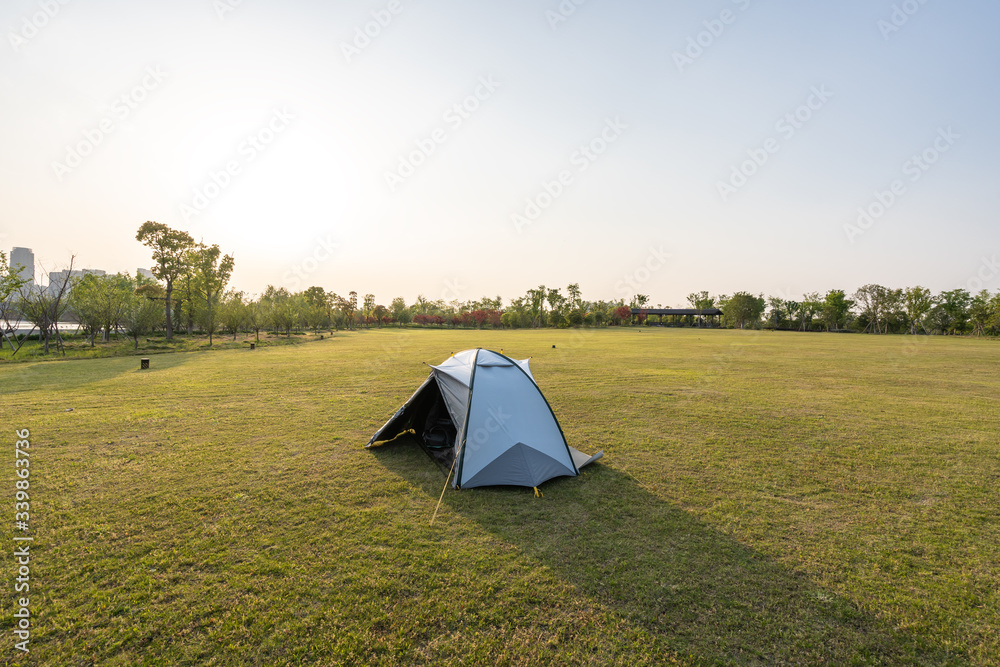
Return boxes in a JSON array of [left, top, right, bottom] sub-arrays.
[[430, 453, 459, 526]]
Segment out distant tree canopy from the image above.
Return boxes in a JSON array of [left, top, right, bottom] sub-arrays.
[[18, 256, 76, 354], [4, 224, 968, 351], [69, 273, 133, 345], [188, 244, 234, 345], [822, 290, 854, 331], [134, 222, 237, 344], [687, 291, 714, 311], [136, 221, 195, 340], [63, 272, 163, 348], [720, 292, 765, 329]]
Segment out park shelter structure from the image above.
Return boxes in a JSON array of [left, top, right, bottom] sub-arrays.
[[366, 349, 602, 490], [631, 308, 723, 327]]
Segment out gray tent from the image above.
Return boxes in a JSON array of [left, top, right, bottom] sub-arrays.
[[366, 349, 602, 489]]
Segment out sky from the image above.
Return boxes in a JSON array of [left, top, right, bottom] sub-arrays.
[[2, 0, 998, 308]]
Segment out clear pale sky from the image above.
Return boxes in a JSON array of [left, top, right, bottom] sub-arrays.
[[2, 0, 997, 307]]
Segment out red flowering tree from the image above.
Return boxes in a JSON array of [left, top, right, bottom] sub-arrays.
[[470, 310, 489, 329]]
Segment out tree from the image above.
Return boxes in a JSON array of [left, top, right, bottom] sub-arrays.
[[798, 292, 821, 331], [591, 302, 610, 326], [923, 303, 947, 334], [766, 295, 786, 329], [526, 285, 547, 327], [853, 284, 899, 334], [884, 289, 906, 333], [0, 252, 28, 351], [0, 251, 26, 303], [136, 222, 195, 340], [262, 286, 294, 335], [188, 244, 234, 346], [629, 294, 650, 309], [244, 298, 266, 342], [18, 257, 75, 355], [329, 292, 357, 330], [687, 291, 713, 310], [714, 294, 730, 316], [566, 283, 582, 310], [302, 286, 327, 310], [68, 274, 106, 346], [220, 291, 247, 340], [390, 297, 411, 326], [362, 293, 376, 328], [373, 304, 390, 327], [784, 300, 801, 330], [546, 287, 565, 313], [989, 292, 1000, 335], [70, 273, 134, 344], [903, 286, 934, 334], [722, 292, 765, 329], [347, 291, 358, 329], [177, 270, 200, 335], [413, 294, 430, 315], [938, 289, 971, 335], [508, 298, 527, 328], [821, 290, 853, 331], [121, 279, 165, 349], [302, 293, 329, 332], [300, 287, 330, 332], [969, 290, 992, 336], [684, 291, 715, 327], [612, 305, 632, 325]]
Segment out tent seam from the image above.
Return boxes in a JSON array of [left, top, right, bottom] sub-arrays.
[[453, 348, 481, 488]]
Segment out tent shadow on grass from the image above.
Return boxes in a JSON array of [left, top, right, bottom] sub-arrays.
[[370, 437, 962, 664]]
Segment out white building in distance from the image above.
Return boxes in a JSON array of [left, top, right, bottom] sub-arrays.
[[10, 247, 34, 287], [46, 268, 107, 297], [9, 244, 150, 294]]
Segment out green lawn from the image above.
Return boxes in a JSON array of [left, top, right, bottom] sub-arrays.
[[2, 328, 998, 665], [0, 329, 319, 362]]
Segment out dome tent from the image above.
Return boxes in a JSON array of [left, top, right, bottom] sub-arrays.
[[366, 349, 602, 489]]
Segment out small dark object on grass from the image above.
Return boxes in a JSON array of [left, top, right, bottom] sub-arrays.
[[250, 343, 256, 350], [552, 345, 556, 348], [140, 358, 150, 370], [320, 335, 324, 340]]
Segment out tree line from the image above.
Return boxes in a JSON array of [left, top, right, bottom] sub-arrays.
[[701, 286, 1000, 335], [0, 222, 237, 354], [3, 222, 1000, 357]]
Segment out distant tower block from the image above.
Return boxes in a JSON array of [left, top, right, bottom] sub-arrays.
[[10, 247, 34, 286]]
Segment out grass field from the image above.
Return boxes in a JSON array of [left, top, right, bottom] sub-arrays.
[[0, 329, 316, 362], [2, 327, 998, 665]]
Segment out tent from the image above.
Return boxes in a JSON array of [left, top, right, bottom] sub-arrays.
[[366, 348, 603, 489]]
